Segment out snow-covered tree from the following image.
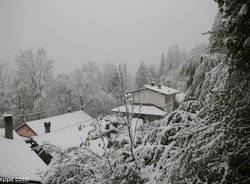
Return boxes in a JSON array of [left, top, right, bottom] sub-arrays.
[[13, 48, 54, 115], [0, 62, 13, 114], [212, 0, 250, 74], [208, 12, 227, 54], [71, 62, 116, 117], [48, 74, 74, 111], [157, 53, 166, 81], [135, 62, 149, 88], [135, 62, 156, 88], [188, 43, 209, 56]]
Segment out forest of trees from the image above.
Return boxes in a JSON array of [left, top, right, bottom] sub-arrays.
[[0, 41, 208, 124], [0, 50, 132, 121]]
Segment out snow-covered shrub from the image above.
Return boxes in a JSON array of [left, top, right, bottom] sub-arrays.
[[178, 100, 203, 114], [41, 146, 112, 184]]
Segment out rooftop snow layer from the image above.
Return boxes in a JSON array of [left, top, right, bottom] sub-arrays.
[[144, 84, 179, 95], [111, 104, 166, 116], [33, 120, 106, 155], [25, 111, 92, 135], [0, 131, 47, 181], [0, 128, 26, 141]]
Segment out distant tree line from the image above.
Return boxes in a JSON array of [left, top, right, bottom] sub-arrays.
[[0, 41, 209, 122]]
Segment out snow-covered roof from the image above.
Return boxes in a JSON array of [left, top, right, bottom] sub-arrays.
[[144, 84, 179, 95], [0, 131, 47, 181], [129, 84, 179, 95], [0, 128, 26, 141], [111, 104, 167, 116], [25, 111, 92, 135], [33, 120, 105, 155]]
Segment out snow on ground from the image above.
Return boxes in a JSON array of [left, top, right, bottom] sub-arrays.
[[0, 131, 47, 181], [25, 110, 92, 135]]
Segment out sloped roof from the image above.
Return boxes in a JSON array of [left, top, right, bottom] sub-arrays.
[[24, 111, 92, 135], [0, 131, 47, 181], [130, 84, 179, 95], [144, 84, 179, 95], [111, 104, 167, 116], [33, 120, 106, 156]]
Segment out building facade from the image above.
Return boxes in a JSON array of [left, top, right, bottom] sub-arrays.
[[111, 83, 179, 122]]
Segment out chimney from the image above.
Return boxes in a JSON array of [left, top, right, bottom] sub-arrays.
[[44, 122, 51, 133], [158, 84, 161, 89], [4, 114, 13, 139], [150, 82, 155, 86]]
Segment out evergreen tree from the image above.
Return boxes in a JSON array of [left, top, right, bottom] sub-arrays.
[[157, 53, 166, 81], [135, 62, 150, 88], [212, 0, 250, 74]]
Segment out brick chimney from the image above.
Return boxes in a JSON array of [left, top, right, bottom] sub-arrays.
[[158, 84, 161, 89], [44, 122, 51, 133], [4, 114, 13, 139]]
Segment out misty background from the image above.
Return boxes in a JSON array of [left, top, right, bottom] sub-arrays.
[[0, 0, 217, 74]]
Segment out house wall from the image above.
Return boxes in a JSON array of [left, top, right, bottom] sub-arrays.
[[15, 124, 36, 138], [163, 94, 176, 112], [133, 89, 176, 112], [133, 89, 165, 108]]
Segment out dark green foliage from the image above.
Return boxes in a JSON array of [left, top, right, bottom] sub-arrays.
[[213, 0, 250, 74]]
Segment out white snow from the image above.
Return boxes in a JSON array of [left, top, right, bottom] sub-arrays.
[[25, 111, 92, 135], [0, 128, 26, 141], [239, 3, 248, 16], [0, 131, 47, 181], [131, 118, 144, 134], [144, 84, 179, 95], [33, 120, 106, 155], [111, 104, 167, 116], [3, 114, 13, 117], [176, 92, 185, 103]]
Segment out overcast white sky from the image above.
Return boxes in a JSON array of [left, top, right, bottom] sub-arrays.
[[0, 0, 218, 74]]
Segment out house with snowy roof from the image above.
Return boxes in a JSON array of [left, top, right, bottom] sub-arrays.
[[14, 110, 106, 156], [33, 121, 106, 156], [15, 110, 92, 138], [111, 83, 179, 121], [0, 114, 47, 183]]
